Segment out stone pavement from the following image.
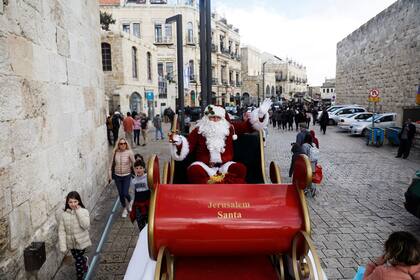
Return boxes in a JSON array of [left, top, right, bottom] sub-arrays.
[[264, 124, 420, 280], [54, 123, 420, 280]]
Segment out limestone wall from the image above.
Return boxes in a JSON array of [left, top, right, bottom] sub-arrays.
[[336, 0, 420, 125], [0, 0, 107, 278]]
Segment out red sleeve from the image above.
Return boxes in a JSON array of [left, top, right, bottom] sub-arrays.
[[232, 120, 254, 135]]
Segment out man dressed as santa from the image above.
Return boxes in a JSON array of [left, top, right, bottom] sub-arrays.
[[169, 99, 272, 184]]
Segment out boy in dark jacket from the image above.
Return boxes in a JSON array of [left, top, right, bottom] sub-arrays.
[[129, 160, 150, 231]]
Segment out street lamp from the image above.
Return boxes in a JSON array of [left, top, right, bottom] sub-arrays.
[[166, 14, 184, 132], [262, 61, 267, 101]]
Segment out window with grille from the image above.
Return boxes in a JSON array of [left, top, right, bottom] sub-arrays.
[[101, 43, 112, 71], [147, 52, 152, 80]]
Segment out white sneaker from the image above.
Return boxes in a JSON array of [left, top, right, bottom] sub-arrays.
[[122, 208, 128, 218], [128, 201, 133, 212]]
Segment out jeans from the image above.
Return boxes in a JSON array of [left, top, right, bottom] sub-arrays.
[[114, 175, 131, 207], [134, 129, 140, 145], [125, 131, 133, 148], [155, 127, 164, 140]]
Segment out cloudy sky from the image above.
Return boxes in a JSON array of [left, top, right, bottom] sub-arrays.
[[212, 0, 396, 85]]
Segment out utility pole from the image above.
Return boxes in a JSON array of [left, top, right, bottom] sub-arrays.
[[262, 61, 267, 100], [199, 0, 212, 112], [166, 15, 184, 132]]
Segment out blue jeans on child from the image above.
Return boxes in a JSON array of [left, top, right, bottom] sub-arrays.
[[155, 127, 164, 140], [114, 175, 131, 207]]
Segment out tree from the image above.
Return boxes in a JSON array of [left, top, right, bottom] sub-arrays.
[[100, 11, 116, 31]]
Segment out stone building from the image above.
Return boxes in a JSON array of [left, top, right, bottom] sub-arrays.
[[211, 13, 242, 106], [336, 0, 420, 124], [0, 0, 107, 278], [101, 31, 165, 116], [320, 78, 336, 104], [99, 0, 242, 109], [241, 46, 308, 104]]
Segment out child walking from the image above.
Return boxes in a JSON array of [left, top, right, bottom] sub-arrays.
[[129, 160, 151, 231], [58, 191, 92, 280]]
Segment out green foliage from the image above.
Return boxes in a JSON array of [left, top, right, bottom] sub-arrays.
[[100, 11, 116, 31]]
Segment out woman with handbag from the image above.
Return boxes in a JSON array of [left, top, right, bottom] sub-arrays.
[[109, 137, 135, 218]]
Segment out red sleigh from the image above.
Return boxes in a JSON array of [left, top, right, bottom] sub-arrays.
[[145, 129, 325, 280]]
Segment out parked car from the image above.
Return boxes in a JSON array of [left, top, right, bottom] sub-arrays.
[[350, 113, 397, 136], [328, 106, 367, 125], [337, 112, 374, 131], [317, 104, 360, 121]]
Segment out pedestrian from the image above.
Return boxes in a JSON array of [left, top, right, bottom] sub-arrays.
[[123, 112, 135, 148], [109, 137, 135, 218], [58, 191, 91, 280], [153, 114, 165, 140], [140, 113, 150, 146], [362, 231, 420, 280], [311, 107, 318, 126], [111, 111, 122, 144], [396, 119, 416, 159], [310, 130, 319, 148], [289, 143, 305, 178], [184, 113, 191, 134], [296, 123, 308, 145], [133, 114, 141, 146], [129, 159, 150, 231], [106, 115, 113, 145], [305, 110, 311, 128], [302, 133, 319, 197], [287, 108, 294, 131], [319, 108, 329, 135]]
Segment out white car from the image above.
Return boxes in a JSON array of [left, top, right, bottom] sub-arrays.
[[317, 104, 360, 121], [328, 106, 367, 125], [350, 113, 397, 136], [337, 112, 374, 131]]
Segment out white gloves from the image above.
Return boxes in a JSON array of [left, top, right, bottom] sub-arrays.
[[258, 98, 273, 118]]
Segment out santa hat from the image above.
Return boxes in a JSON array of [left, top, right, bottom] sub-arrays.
[[204, 105, 226, 119]]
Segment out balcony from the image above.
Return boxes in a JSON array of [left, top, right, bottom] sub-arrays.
[[186, 36, 196, 46], [222, 79, 228, 86], [154, 36, 173, 45], [236, 81, 242, 87], [211, 44, 217, 53], [220, 48, 230, 56], [212, 78, 218, 85], [275, 75, 283, 81]]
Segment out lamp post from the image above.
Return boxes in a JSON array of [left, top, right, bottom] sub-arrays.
[[166, 14, 184, 132], [256, 83, 260, 106], [262, 61, 267, 100], [199, 0, 212, 112]]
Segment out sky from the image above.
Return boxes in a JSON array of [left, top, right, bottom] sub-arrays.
[[212, 0, 396, 86]]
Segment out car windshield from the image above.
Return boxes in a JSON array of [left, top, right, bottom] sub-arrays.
[[347, 113, 357, 118]]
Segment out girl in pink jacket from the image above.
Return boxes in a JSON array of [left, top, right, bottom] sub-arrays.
[[363, 231, 420, 280]]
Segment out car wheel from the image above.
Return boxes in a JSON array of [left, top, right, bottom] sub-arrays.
[[362, 129, 367, 137]]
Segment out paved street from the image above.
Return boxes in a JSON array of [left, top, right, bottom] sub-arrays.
[[54, 123, 420, 280], [265, 124, 420, 280]]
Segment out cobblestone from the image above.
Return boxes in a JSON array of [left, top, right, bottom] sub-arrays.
[[265, 125, 420, 279]]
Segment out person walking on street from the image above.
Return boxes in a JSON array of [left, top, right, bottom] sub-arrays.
[[311, 107, 318, 126], [123, 112, 135, 147], [153, 114, 165, 140], [109, 138, 135, 218], [129, 159, 150, 231], [111, 111, 122, 144], [58, 191, 91, 280], [396, 119, 416, 159], [296, 124, 308, 145], [305, 110, 311, 128], [140, 113, 150, 146], [133, 114, 141, 146], [319, 108, 329, 135], [106, 115, 113, 146]]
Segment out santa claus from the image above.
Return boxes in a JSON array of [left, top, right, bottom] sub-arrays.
[[169, 99, 272, 184]]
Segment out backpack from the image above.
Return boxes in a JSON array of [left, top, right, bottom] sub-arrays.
[[308, 144, 320, 162]]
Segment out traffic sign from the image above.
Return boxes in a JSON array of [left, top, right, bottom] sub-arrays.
[[368, 89, 380, 102]]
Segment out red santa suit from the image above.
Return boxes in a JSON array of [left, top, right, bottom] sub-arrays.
[[170, 103, 270, 184]]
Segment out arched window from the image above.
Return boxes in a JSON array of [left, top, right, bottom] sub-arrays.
[[187, 22, 193, 43], [266, 85, 270, 96], [188, 60, 194, 81], [147, 52, 152, 80], [101, 43, 112, 71], [132, 47, 138, 78]]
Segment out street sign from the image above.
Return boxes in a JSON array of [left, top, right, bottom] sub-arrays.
[[146, 91, 154, 101], [368, 89, 380, 102]]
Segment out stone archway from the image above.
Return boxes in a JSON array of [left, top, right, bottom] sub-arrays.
[[130, 92, 142, 114]]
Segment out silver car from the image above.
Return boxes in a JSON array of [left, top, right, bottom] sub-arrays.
[[328, 106, 367, 125], [350, 113, 397, 136], [337, 112, 374, 131]]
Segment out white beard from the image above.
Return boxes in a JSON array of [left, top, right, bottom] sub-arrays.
[[197, 117, 230, 163]]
